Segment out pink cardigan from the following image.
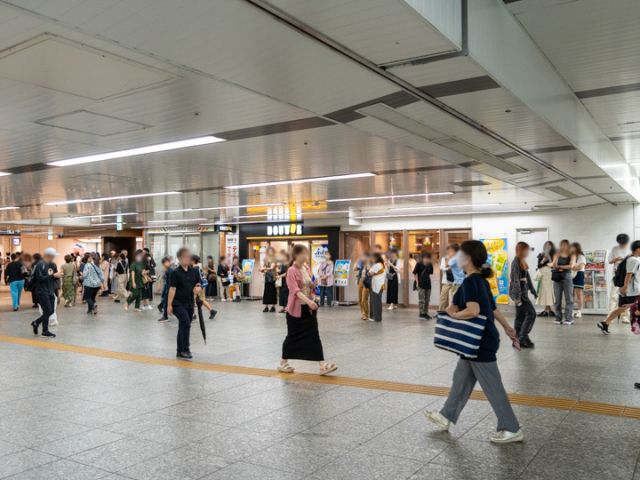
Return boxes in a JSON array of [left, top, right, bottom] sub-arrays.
[[287, 264, 313, 318]]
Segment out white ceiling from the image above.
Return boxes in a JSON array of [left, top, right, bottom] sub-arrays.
[[0, 0, 635, 232]]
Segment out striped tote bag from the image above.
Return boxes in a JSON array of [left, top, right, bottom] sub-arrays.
[[434, 311, 487, 359]]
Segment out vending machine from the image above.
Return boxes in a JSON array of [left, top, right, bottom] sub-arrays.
[[582, 250, 608, 315]]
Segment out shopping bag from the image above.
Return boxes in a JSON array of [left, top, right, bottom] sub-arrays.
[[434, 311, 487, 359]]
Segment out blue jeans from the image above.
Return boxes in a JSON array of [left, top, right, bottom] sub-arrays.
[[10, 280, 24, 309], [161, 286, 169, 318], [319, 286, 332, 307]]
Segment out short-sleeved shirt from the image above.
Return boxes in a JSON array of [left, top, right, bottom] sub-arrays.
[[440, 257, 452, 285], [169, 265, 200, 308], [413, 261, 433, 290], [452, 273, 500, 363], [448, 255, 466, 284], [610, 246, 627, 271], [129, 262, 144, 287], [625, 256, 640, 297], [575, 254, 587, 272]]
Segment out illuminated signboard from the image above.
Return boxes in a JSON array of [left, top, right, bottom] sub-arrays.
[[267, 224, 303, 236]]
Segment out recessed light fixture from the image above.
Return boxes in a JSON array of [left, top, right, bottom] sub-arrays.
[[46, 136, 225, 167], [72, 212, 137, 219], [43, 191, 181, 206], [389, 203, 500, 211], [90, 222, 127, 226], [353, 209, 531, 219], [0, 173, 12, 177], [155, 202, 285, 214], [132, 225, 179, 229], [326, 192, 453, 203], [224, 173, 376, 190], [148, 218, 207, 223], [0, 206, 19, 210], [234, 210, 350, 219]]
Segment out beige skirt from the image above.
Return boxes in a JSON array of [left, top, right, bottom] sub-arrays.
[[536, 266, 555, 306]]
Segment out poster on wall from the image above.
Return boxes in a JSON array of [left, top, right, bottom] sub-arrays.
[[242, 259, 255, 283], [311, 243, 329, 295], [584, 250, 606, 270], [226, 234, 239, 262], [480, 238, 509, 304], [334, 260, 351, 287]]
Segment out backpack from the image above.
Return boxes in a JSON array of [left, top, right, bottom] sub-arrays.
[[614, 255, 632, 288], [24, 262, 40, 292]]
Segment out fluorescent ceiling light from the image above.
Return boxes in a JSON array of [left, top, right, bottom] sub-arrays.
[[148, 218, 207, 223], [389, 203, 501, 211], [200, 220, 288, 226], [72, 212, 137, 219], [155, 202, 285, 214], [46, 136, 225, 167], [224, 173, 376, 190], [356, 103, 446, 141], [91, 222, 127, 226], [234, 210, 350, 219], [0, 172, 12, 177], [326, 192, 453, 203], [0, 206, 19, 210], [353, 209, 531, 219], [132, 225, 178, 229], [43, 191, 181, 206]]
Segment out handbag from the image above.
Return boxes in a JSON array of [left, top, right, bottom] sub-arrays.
[[551, 268, 566, 282], [275, 277, 282, 287], [434, 310, 487, 358], [265, 271, 275, 283], [446, 270, 454, 283]]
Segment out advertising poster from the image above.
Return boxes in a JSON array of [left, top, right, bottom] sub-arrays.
[[334, 260, 351, 287], [480, 238, 509, 304], [311, 243, 329, 295], [242, 259, 255, 283], [226, 234, 239, 262], [584, 250, 606, 270]]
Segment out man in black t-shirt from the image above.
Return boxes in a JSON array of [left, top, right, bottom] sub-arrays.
[[31, 248, 64, 338], [412, 252, 434, 320], [167, 247, 202, 359]]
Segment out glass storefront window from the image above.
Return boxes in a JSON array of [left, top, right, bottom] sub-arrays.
[[408, 230, 441, 306]]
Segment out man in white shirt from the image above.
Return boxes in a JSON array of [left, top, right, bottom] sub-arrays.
[[439, 254, 452, 310], [608, 234, 630, 323], [598, 239, 640, 334]]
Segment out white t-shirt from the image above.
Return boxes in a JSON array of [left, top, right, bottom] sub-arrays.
[[625, 256, 640, 297], [575, 254, 587, 272], [610, 245, 627, 270], [440, 256, 451, 284], [369, 262, 386, 294]]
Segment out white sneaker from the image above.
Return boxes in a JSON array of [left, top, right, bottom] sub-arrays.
[[423, 411, 450, 431], [221, 298, 226, 302], [623, 318, 631, 324], [490, 429, 524, 444], [49, 321, 58, 326], [575, 311, 582, 318]]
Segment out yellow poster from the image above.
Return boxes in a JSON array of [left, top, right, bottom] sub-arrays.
[[480, 238, 509, 304]]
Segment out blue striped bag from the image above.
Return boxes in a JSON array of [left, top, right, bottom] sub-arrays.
[[434, 311, 487, 359]]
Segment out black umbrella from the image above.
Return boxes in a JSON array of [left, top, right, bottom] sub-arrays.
[[196, 296, 206, 344]]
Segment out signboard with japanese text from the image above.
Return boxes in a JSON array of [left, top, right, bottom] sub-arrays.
[[480, 238, 509, 304], [334, 260, 350, 287]]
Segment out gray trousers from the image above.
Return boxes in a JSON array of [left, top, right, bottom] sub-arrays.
[[369, 290, 382, 321], [418, 287, 431, 316], [553, 273, 573, 321], [441, 359, 520, 433]]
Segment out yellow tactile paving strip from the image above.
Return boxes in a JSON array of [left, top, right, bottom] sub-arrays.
[[1, 333, 638, 420]]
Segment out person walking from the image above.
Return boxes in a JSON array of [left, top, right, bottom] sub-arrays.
[[157, 257, 174, 322], [447, 244, 465, 295], [260, 248, 278, 312], [113, 253, 129, 303], [141, 252, 155, 310], [608, 234, 630, 324], [598, 240, 640, 335], [356, 251, 370, 320], [30, 248, 64, 338], [551, 239, 576, 325], [5, 253, 25, 311], [536, 241, 556, 317], [439, 251, 453, 311], [205, 256, 218, 300], [109, 250, 119, 296], [125, 250, 145, 312], [277, 244, 337, 375], [424, 240, 523, 444], [82, 256, 104, 315], [167, 247, 202, 359], [571, 243, 587, 318], [277, 253, 289, 313], [368, 252, 386, 322], [317, 251, 334, 308], [413, 251, 434, 320], [30, 253, 41, 309], [61, 254, 76, 307], [99, 253, 110, 296], [191, 255, 217, 320], [386, 248, 401, 310], [510, 242, 537, 348]]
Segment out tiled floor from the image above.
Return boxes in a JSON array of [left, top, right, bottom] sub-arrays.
[[0, 293, 639, 479]]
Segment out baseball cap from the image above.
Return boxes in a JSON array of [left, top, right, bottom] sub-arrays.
[[44, 247, 59, 256]]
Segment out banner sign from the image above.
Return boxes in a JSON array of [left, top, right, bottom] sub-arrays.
[[480, 238, 509, 304], [334, 260, 351, 287], [226, 234, 239, 260], [242, 259, 255, 283], [585, 250, 606, 270]]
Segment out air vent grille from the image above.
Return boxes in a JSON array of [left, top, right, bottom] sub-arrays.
[[545, 186, 579, 199], [451, 180, 491, 187]]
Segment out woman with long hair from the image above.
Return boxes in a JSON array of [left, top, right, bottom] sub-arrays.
[[536, 241, 556, 317], [99, 253, 110, 296], [510, 242, 537, 348], [386, 248, 401, 310], [571, 242, 587, 318], [278, 244, 337, 375], [551, 239, 576, 324], [368, 252, 386, 322], [81, 256, 104, 315], [260, 247, 278, 312], [61, 254, 77, 307], [277, 252, 290, 313], [205, 256, 218, 300], [424, 240, 523, 444], [217, 256, 229, 301]]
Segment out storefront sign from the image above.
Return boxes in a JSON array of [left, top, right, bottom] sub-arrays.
[[480, 238, 509, 304], [217, 225, 234, 232], [146, 226, 218, 234], [334, 260, 350, 287], [0, 229, 20, 236], [242, 259, 255, 283], [267, 224, 303, 236], [226, 234, 239, 260]]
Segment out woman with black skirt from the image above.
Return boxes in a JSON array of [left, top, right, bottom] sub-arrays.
[[386, 248, 400, 309], [278, 244, 337, 375], [277, 253, 290, 313], [205, 256, 218, 300], [260, 247, 278, 312]]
